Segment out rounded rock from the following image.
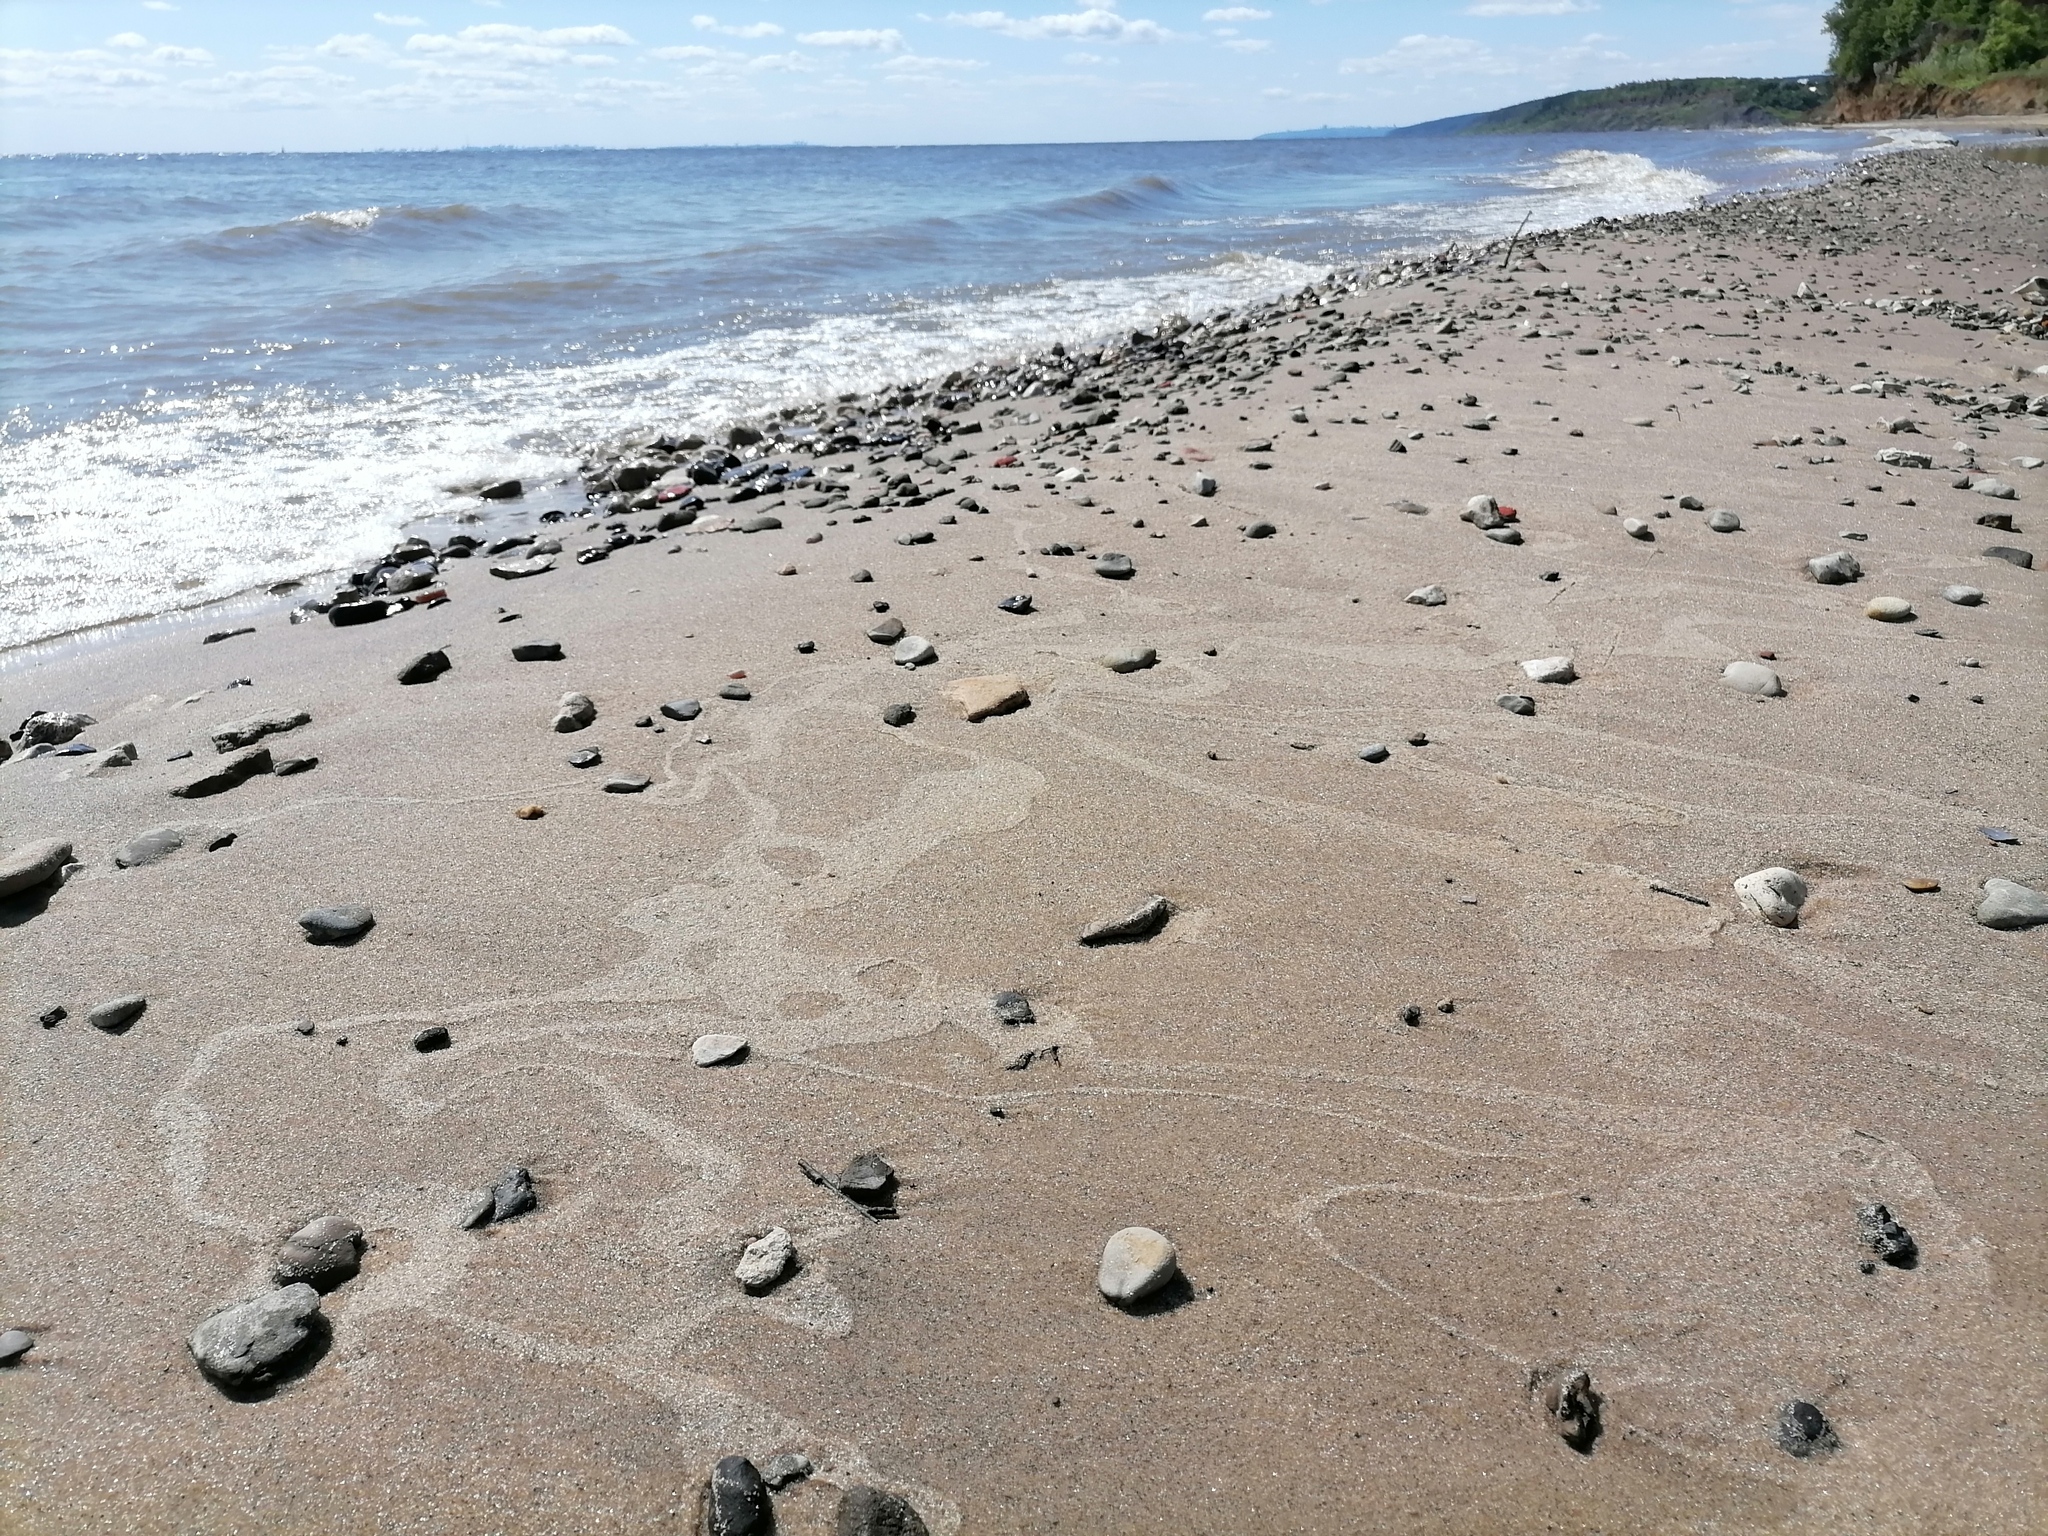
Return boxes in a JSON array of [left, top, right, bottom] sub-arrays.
[[188, 1284, 323, 1390], [1098, 1226, 1178, 1305], [1721, 661, 1784, 697], [86, 994, 147, 1033], [1406, 585, 1447, 607], [1496, 694, 1535, 716], [273, 1216, 365, 1292], [1863, 596, 1914, 622], [1707, 509, 1742, 532], [1941, 584, 1984, 606], [702, 1455, 773, 1536], [298, 905, 374, 944], [692, 1033, 750, 1067], [836, 1486, 930, 1536], [0, 1329, 34, 1365], [1734, 866, 1808, 928]]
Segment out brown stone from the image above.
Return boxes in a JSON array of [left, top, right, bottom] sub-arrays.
[[945, 674, 1029, 722], [1903, 877, 1940, 893]]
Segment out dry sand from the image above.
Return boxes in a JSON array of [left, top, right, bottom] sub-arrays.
[[3, 146, 2045, 1534]]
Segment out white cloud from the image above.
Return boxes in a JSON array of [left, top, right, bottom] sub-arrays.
[[648, 44, 729, 60], [318, 34, 387, 60], [797, 29, 907, 51], [692, 14, 786, 38], [881, 52, 987, 72], [107, 33, 151, 50], [1466, 1, 1597, 14], [1341, 34, 1520, 76], [946, 9, 1172, 43], [1203, 6, 1269, 20], [371, 11, 425, 24]]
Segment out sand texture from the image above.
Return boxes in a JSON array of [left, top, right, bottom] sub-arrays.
[[2, 147, 2045, 1534]]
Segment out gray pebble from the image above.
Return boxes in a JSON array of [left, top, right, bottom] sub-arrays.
[[1079, 894, 1173, 945], [881, 703, 916, 727], [552, 693, 597, 733], [1855, 1203, 1916, 1266], [188, 1284, 323, 1389], [112, 827, 186, 869], [758, 1452, 812, 1490], [836, 1486, 930, 1536], [396, 649, 450, 686], [87, 994, 147, 1033], [298, 905, 374, 944], [1093, 552, 1136, 579], [1707, 509, 1742, 532], [1497, 694, 1535, 716], [1941, 584, 1983, 606], [0, 1329, 34, 1365], [603, 776, 653, 794], [490, 1166, 537, 1223], [1100, 647, 1157, 673], [273, 1216, 364, 1292], [0, 837, 74, 898], [661, 699, 703, 721], [512, 640, 564, 662], [719, 683, 752, 701], [1359, 744, 1390, 763], [1776, 1400, 1839, 1458], [993, 990, 1035, 1026]]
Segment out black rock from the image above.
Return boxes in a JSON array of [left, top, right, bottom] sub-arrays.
[[850, 569, 873, 583], [836, 1151, 897, 1207], [490, 1166, 537, 1222], [1856, 1203, 1917, 1265], [1497, 694, 1536, 716], [38, 1006, 67, 1028], [836, 1486, 930, 1536], [657, 505, 699, 532], [997, 594, 1033, 615], [661, 699, 703, 721], [702, 1456, 773, 1536], [1400, 1004, 1423, 1027], [568, 748, 603, 768], [328, 599, 393, 627], [397, 649, 451, 685], [1982, 545, 2033, 568], [795, 640, 817, 654], [1039, 542, 1074, 557], [207, 832, 238, 852], [87, 994, 147, 1033], [273, 1216, 364, 1292], [1541, 1368, 1601, 1452], [413, 1026, 451, 1053], [1776, 1400, 1839, 1458], [512, 641, 565, 662], [895, 529, 934, 546], [298, 905, 375, 944], [881, 703, 916, 727], [478, 479, 523, 500], [1244, 521, 1277, 539], [993, 990, 1034, 1026], [719, 684, 752, 701], [575, 546, 610, 565], [604, 776, 653, 794], [1976, 510, 2015, 531]]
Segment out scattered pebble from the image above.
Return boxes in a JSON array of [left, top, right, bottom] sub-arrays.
[[1776, 1400, 1839, 1459], [1080, 894, 1173, 945], [692, 1033, 749, 1066], [719, 683, 752, 701], [0, 1329, 34, 1366], [188, 1284, 323, 1390], [413, 1025, 451, 1053], [112, 828, 185, 869], [1722, 661, 1784, 698], [1406, 585, 1447, 607], [489, 1166, 537, 1224], [702, 1456, 773, 1536], [511, 640, 564, 662], [836, 1487, 930, 1536], [171, 745, 272, 798], [891, 636, 937, 668], [1520, 656, 1576, 685], [273, 1216, 365, 1292], [660, 699, 703, 721], [1497, 694, 1535, 716], [1856, 1203, 1917, 1266], [733, 1229, 795, 1294], [881, 703, 916, 727], [1864, 596, 1914, 622], [1734, 867, 1808, 928], [1093, 552, 1136, 580], [1100, 647, 1157, 673], [993, 990, 1035, 1026], [1707, 509, 1742, 532], [997, 594, 1033, 615], [1941, 584, 1984, 606], [1623, 517, 1654, 540], [515, 804, 546, 820], [396, 649, 451, 685], [1974, 878, 2048, 930], [298, 905, 375, 945], [603, 776, 653, 794], [758, 1453, 812, 1490], [945, 674, 1029, 721], [86, 994, 147, 1033], [1359, 744, 1391, 763], [1807, 551, 1862, 585], [552, 693, 597, 733], [567, 748, 602, 768], [1098, 1226, 1179, 1305], [1539, 1367, 1602, 1452]]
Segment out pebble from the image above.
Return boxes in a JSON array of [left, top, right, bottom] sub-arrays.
[[1807, 551, 1862, 584], [759, 1453, 812, 1490], [992, 989, 1036, 1027], [738, 514, 783, 532], [273, 1216, 365, 1292], [1776, 1400, 1839, 1458], [552, 693, 597, 732], [512, 640, 565, 661], [835, 1487, 930, 1536], [413, 1025, 451, 1052], [733, 1228, 795, 1293], [1406, 585, 1447, 606], [1189, 474, 1217, 497], [516, 805, 545, 819], [1734, 866, 1808, 928], [836, 1151, 898, 1208], [210, 708, 310, 753], [692, 1032, 749, 1066], [1623, 517, 1654, 540], [795, 639, 816, 653], [1093, 552, 1136, 580], [661, 699, 703, 721], [0, 1329, 34, 1366], [490, 1166, 538, 1223], [702, 1455, 773, 1536], [86, 994, 148, 1033], [1244, 520, 1276, 539], [298, 905, 374, 944], [891, 636, 937, 668], [1721, 661, 1784, 697], [881, 703, 916, 727], [1974, 878, 2048, 930], [273, 755, 318, 777], [1359, 744, 1391, 763], [719, 683, 752, 701], [1, 837, 75, 898], [1941, 584, 1984, 606], [603, 775, 652, 794], [1497, 694, 1535, 716], [568, 748, 603, 768], [1519, 655, 1576, 685], [996, 594, 1033, 615], [849, 568, 873, 582], [1863, 596, 1914, 622], [1098, 1226, 1179, 1304], [1971, 477, 2017, 500], [1540, 1368, 1602, 1451], [396, 649, 451, 685], [1855, 1203, 1917, 1265], [1100, 647, 1157, 673], [188, 1284, 323, 1390], [1707, 509, 1742, 532], [945, 674, 1029, 721], [39, 1007, 67, 1028], [85, 741, 139, 776], [1484, 526, 1523, 545], [1079, 894, 1173, 945], [867, 616, 906, 643], [171, 745, 272, 798]]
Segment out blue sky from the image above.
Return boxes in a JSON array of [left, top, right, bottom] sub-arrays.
[[1, 2, 1834, 152]]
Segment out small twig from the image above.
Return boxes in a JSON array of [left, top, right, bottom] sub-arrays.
[[798, 1159, 882, 1221], [1650, 882, 1711, 907], [1500, 211, 1533, 271]]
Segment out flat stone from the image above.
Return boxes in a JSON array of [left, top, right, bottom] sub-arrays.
[[692, 1032, 749, 1067], [993, 990, 1035, 1026], [881, 703, 915, 727], [552, 693, 597, 732], [837, 1151, 897, 1207], [454, 1190, 495, 1230], [272, 755, 318, 777], [1098, 1226, 1178, 1304], [0, 837, 73, 898], [654, 699, 704, 725], [891, 635, 937, 667], [703, 1455, 773, 1536], [1484, 527, 1523, 545], [1496, 694, 1535, 716], [1856, 1202, 1917, 1265], [849, 568, 873, 583], [1093, 552, 1136, 579], [0, 1329, 33, 1365], [866, 616, 906, 644], [1520, 656, 1577, 685], [603, 776, 652, 794], [1734, 866, 1808, 928], [1406, 585, 1447, 606], [396, 649, 450, 685], [568, 748, 602, 768], [1079, 894, 1173, 945], [1941, 584, 1984, 606], [1722, 661, 1784, 697], [945, 674, 1029, 721], [1982, 545, 2033, 568], [86, 994, 147, 1033], [1975, 878, 2048, 930], [1971, 477, 2017, 499], [1776, 1400, 1839, 1458], [996, 594, 1033, 615], [85, 741, 138, 776], [835, 1487, 931, 1536], [298, 905, 374, 944], [13, 709, 95, 747], [490, 1166, 537, 1223], [1359, 744, 1390, 763], [413, 1025, 451, 1052], [1864, 596, 1914, 622], [512, 640, 564, 662], [733, 1228, 794, 1293], [188, 1284, 322, 1389], [719, 683, 752, 701], [1244, 520, 1276, 539], [738, 514, 783, 532], [758, 1453, 812, 1490], [171, 745, 271, 798], [273, 1216, 364, 1292], [210, 708, 310, 753], [1707, 509, 1742, 532], [1100, 647, 1157, 673], [1807, 551, 1862, 584], [895, 529, 935, 546]]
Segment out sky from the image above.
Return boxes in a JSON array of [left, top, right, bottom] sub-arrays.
[[0, 1, 1834, 153]]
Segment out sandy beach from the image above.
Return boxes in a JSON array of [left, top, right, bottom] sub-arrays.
[[3, 144, 2045, 1534]]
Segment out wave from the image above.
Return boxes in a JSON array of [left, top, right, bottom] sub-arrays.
[[1507, 149, 1719, 212], [206, 202, 490, 245]]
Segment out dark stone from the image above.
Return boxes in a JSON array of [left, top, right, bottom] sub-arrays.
[[298, 905, 374, 944], [38, 1006, 67, 1028], [895, 529, 934, 546], [1093, 552, 1135, 580], [997, 595, 1033, 615], [836, 1152, 897, 1207], [1983, 545, 2033, 568], [1, 838, 74, 898], [568, 748, 603, 768], [86, 994, 147, 1033], [881, 703, 916, 727], [490, 1166, 538, 1223], [738, 515, 782, 533], [203, 627, 256, 645], [1776, 1401, 1839, 1458], [12, 710, 96, 748], [413, 1026, 451, 1053], [575, 546, 610, 565], [604, 776, 653, 793], [397, 650, 451, 685], [702, 1456, 773, 1536], [1856, 1203, 1917, 1266], [835, 1486, 929, 1536], [207, 832, 237, 852], [478, 479, 523, 500], [512, 641, 565, 662], [1079, 895, 1173, 945], [993, 990, 1034, 1026], [1976, 510, 2015, 531], [1541, 1368, 1602, 1452], [272, 756, 319, 777], [273, 1216, 364, 1292], [170, 746, 272, 798], [1400, 1004, 1423, 1026], [188, 1285, 324, 1391], [1039, 542, 1074, 557], [850, 569, 873, 583], [795, 640, 816, 654], [719, 684, 752, 701], [328, 599, 392, 627], [1497, 694, 1536, 716], [660, 699, 703, 721], [113, 828, 187, 869], [866, 617, 906, 644], [1244, 521, 1277, 539], [657, 505, 699, 532]]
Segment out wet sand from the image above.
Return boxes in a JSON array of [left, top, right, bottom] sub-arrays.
[[2, 146, 2045, 1534]]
